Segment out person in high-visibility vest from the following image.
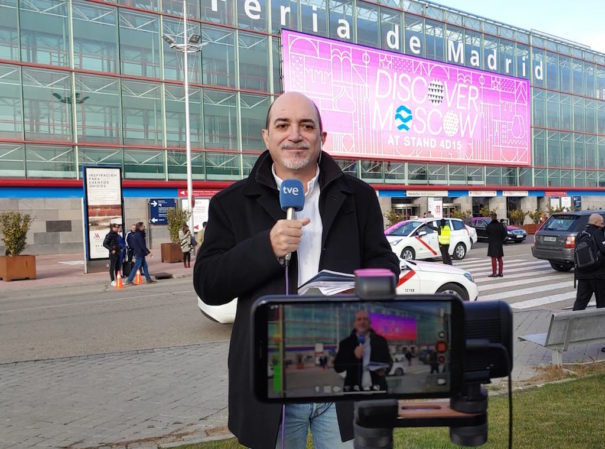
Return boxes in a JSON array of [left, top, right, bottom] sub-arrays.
[[428, 218, 452, 265]]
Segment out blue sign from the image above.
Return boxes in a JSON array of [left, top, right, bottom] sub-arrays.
[[149, 198, 176, 225], [573, 196, 582, 210]]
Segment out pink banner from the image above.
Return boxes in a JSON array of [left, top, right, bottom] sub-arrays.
[[281, 30, 531, 166]]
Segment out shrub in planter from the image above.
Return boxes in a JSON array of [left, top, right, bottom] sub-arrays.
[[161, 207, 191, 263], [508, 209, 528, 226], [0, 211, 36, 281]]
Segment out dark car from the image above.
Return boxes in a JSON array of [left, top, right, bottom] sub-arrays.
[[469, 217, 527, 243], [532, 210, 605, 271]]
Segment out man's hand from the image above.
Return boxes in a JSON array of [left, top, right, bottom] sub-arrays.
[[354, 345, 364, 359], [269, 218, 310, 258]]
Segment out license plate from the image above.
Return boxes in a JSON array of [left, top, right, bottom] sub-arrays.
[[544, 236, 557, 242]]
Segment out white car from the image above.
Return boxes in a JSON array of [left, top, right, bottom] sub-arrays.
[[385, 218, 473, 261], [197, 258, 477, 324]]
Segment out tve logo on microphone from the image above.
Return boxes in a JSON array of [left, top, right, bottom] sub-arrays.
[[279, 179, 305, 212]]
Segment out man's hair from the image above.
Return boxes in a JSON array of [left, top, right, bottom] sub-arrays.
[[491, 212, 498, 219], [264, 94, 324, 133], [136, 221, 145, 230]]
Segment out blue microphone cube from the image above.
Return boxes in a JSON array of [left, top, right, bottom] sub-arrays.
[[279, 179, 305, 212]]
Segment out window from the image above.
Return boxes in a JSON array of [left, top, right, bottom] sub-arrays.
[[72, 1, 118, 73], [405, 15, 424, 57], [381, 9, 402, 52], [206, 152, 241, 180], [356, 2, 379, 48], [203, 89, 237, 150], [425, 19, 444, 61], [240, 94, 271, 150], [22, 68, 72, 141], [165, 84, 203, 147], [79, 147, 123, 170], [0, 0, 19, 61], [119, 10, 160, 78], [163, 18, 202, 83], [301, 0, 327, 35], [532, 47, 544, 87], [167, 149, 205, 180], [124, 149, 164, 179], [0, 64, 22, 139], [546, 52, 558, 90], [329, 0, 353, 42], [271, 0, 298, 34], [20, 0, 70, 66], [201, 0, 235, 25], [361, 160, 383, 181], [121, 79, 163, 145], [75, 74, 121, 143], [238, 0, 267, 31], [238, 32, 269, 91], [201, 25, 236, 88], [26, 144, 75, 178], [464, 30, 481, 68], [0, 143, 24, 177]]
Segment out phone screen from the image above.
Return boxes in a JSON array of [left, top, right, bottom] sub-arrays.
[[253, 296, 464, 402]]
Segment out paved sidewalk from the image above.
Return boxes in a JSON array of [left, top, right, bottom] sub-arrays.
[[1, 255, 604, 448]]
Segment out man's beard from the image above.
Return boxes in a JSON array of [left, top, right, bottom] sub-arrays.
[[282, 153, 313, 170]]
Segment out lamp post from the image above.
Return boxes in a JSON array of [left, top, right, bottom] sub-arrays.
[[162, 0, 206, 233]]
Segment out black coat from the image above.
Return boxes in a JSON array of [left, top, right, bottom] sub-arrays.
[[575, 224, 605, 280], [486, 219, 507, 258], [102, 230, 121, 253], [193, 150, 400, 449], [333, 330, 393, 392]]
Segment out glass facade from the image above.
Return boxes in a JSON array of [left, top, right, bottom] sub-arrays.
[[0, 0, 604, 188]]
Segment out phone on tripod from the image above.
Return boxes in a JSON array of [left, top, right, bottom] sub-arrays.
[[252, 295, 465, 402]]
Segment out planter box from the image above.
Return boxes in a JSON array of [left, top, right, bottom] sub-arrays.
[[523, 224, 540, 235], [0, 255, 36, 281], [161, 242, 183, 263]]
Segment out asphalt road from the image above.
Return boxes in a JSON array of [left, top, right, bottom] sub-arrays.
[[0, 277, 231, 364], [0, 237, 537, 365]]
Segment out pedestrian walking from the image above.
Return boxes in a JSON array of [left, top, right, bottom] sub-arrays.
[[487, 212, 507, 277], [102, 222, 121, 286], [126, 222, 155, 284], [573, 213, 605, 311], [179, 224, 193, 268], [427, 218, 452, 265]]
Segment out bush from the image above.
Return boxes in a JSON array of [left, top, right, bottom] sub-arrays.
[[450, 209, 472, 221], [479, 205, 494, 218], [528, 209, 543, 224], [167, 208, 191, 244], [386, 209, 404, 226], [0, 211, 32, 256], [508, 209, 529, 226]]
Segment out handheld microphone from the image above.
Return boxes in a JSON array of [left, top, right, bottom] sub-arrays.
[[357, 335, 366, 346], [279, 179, 305, 265]]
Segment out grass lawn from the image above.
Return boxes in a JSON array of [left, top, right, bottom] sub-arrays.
[[171, 369, 605, 449]]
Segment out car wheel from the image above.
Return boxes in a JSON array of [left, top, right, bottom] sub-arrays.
[[400, 247, 416, 261], [436, 283, 469, 301], [394, 367, 404, 376], [549, 261, 573, 272], [453, 242, 467, 260]]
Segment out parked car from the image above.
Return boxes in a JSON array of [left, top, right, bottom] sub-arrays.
[[198, 258, 478, 323], [388, 355, 406, 376], [532, 210, 605, 271], [385, 218, 473, 261], [469, 217, 527, 243]]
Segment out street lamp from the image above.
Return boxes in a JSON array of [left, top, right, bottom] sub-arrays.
[[162, 0, 207, 234]]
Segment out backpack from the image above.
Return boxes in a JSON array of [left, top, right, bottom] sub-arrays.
[[574, 230, 601, 271]]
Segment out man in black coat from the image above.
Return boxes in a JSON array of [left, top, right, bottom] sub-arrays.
[[573, 213, 605, 311], [486, 212, 507, 277], [193, 92, 400, 449], [102, 222, 121, 286], [334, 310, 393, 392]]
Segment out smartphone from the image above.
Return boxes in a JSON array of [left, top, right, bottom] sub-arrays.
[[252, 294, 465, 403]]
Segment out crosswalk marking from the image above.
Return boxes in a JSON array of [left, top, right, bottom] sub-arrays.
[[480, 281, 572, 301], [473, 265, 553, 281], [470, 260, 551, 275], [477, 275, 568, 292], [454, 258, 526, 268]]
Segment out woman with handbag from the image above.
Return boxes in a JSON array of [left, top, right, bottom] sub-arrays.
[[179, 224, 193, 268]]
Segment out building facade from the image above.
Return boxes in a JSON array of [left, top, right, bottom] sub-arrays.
[[0, 0, 605, 253]]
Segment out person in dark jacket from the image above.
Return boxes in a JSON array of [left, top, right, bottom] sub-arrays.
[[573, 213, 605, 311], [193, 92, 400, 449], [333, 310, 393, 392], [125, 223, 136, 263], [126, 222, 154, 284], [486, 212, 507, 277], [102, 222, 121, 286]]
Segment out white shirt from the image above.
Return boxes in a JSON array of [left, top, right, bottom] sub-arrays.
[[272, 165, 322, 286]]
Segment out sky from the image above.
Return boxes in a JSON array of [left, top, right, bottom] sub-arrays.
[[432, 0, 605, 54]]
